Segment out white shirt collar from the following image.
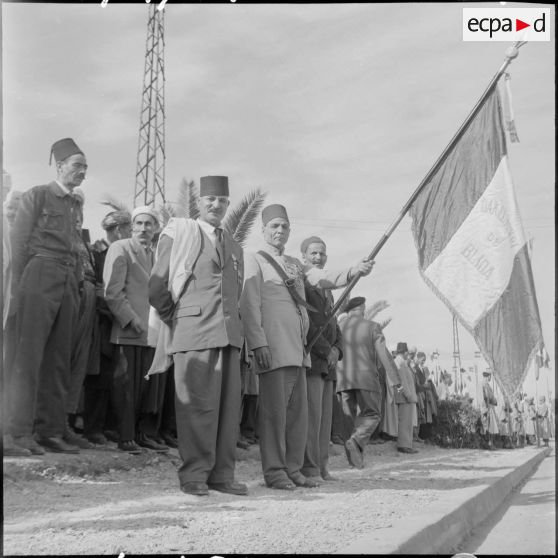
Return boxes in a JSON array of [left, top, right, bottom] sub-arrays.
[[55, 180, 72, 196], [197, 218, 222, 245]]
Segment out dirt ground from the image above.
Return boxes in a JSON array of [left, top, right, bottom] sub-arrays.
[[2, 439, 535, 555]]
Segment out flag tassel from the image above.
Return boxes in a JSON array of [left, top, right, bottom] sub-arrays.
[[502, 72, 520, 142]]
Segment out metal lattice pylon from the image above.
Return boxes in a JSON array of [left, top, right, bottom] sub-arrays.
[[134, 4, 166, 208]]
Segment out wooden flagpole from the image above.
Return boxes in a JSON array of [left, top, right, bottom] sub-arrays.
[[306, 41, 527, 354], [534, 363, 541, 447]]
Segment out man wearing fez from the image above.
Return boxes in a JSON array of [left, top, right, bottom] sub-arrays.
[[82, 210, 132, 445], [240, 204, 374, 490], [392, 342, 418, 454], [337, 296, 399, 468], [299, 236, 344, 483], [8, 138, 86, 454], [149, 176, 247, 497], [104, 205, 168, 455]]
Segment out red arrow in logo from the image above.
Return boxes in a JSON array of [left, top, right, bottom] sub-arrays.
[[516, 19, 530, 32]]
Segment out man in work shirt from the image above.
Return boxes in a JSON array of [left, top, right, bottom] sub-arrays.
[[8, 138, 86, 454]]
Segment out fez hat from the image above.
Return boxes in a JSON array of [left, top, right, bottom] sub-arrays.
[[262, 204, 289, 225], [50, 138, 83, 165], [396, 342, 409, 354], [132, 205, 159, 226], [101, 210, 132, 231], [200, 176, 229, 197], [300, 236, 326, 254], [345, 296, 366, 313]]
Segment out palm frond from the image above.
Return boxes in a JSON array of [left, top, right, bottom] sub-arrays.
[[158, 203, 176, 228], [177, 178, 199, 219], [365, 300, 390, 321], [378, 317, 392, 331], [100, 194, 131, 215], [223, 188, 267, 247]]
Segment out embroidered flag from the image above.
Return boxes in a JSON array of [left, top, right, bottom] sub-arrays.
[[409, 86, 545, 398]]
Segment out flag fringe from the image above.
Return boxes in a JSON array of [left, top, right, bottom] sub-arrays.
[[414, 264, 541, 401]]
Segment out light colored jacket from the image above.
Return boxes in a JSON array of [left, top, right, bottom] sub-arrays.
[[149, 224, 244, 353], [104, 236, 152, 346], [240, 244, 350, 373]]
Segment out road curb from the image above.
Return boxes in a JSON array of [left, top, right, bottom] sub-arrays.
[[342, 446, 551, 555]]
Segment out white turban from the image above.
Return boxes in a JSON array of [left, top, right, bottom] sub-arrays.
[[132, 205, 159, 226]]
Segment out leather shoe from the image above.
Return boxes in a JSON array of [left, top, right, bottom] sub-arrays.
[[267, 479, 296, 491], [397, 447, 419, 454], [301, 477, 321, 488], [160, 431, 178, 448], [289, 475, 320, 488], [181, 482, 209, 496], [4, 435, 32, 456], [64, 427, 93, 449], [103, 429, 120, 443], [321, 471, 338, 481], [85, 432, 108, 445], [345, 438, 364, 469], [118, 440, 142, 454], [37, 436, 79, 454], [12, 436, 45, 455], [136, 433, 169, 452], [331, 435, 345, 446], [208, 481, 248, 496]]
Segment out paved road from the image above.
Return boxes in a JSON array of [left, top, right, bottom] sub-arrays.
[[458, 444, 555, 555]]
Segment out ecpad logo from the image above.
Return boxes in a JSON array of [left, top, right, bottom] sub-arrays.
[[463, 8, 551, 41]]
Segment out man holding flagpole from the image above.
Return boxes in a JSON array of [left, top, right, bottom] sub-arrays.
[[240, 204, 374, 489]]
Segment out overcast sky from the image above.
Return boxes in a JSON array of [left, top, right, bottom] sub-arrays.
[[2, 2, 554, 396]]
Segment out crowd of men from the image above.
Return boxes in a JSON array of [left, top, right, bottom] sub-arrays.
[[2, 137, 553, 498]]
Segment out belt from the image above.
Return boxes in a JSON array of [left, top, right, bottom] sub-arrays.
[[257, 250, 317, 313], [32, 253, 78, 267]]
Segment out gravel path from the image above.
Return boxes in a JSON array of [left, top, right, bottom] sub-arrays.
[[3, 440, 536, 555]]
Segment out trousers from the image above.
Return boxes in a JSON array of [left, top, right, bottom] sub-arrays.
[[341, 389, 381, 450], [10, 258, 79, 438], [397, 402, 415, 449], [173, 347, 241, 485], [258, 366, 308, 485], [302, 375, 334, 477]]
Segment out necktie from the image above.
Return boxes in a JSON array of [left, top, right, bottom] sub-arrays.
[[145, 246, 153, 268], [215, 228, 225, 265]]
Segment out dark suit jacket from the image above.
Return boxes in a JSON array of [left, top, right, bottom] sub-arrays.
[[304, 282, 343, 380]]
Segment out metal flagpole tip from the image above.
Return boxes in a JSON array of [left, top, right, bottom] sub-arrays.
[[505, 46, 519, 60]]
